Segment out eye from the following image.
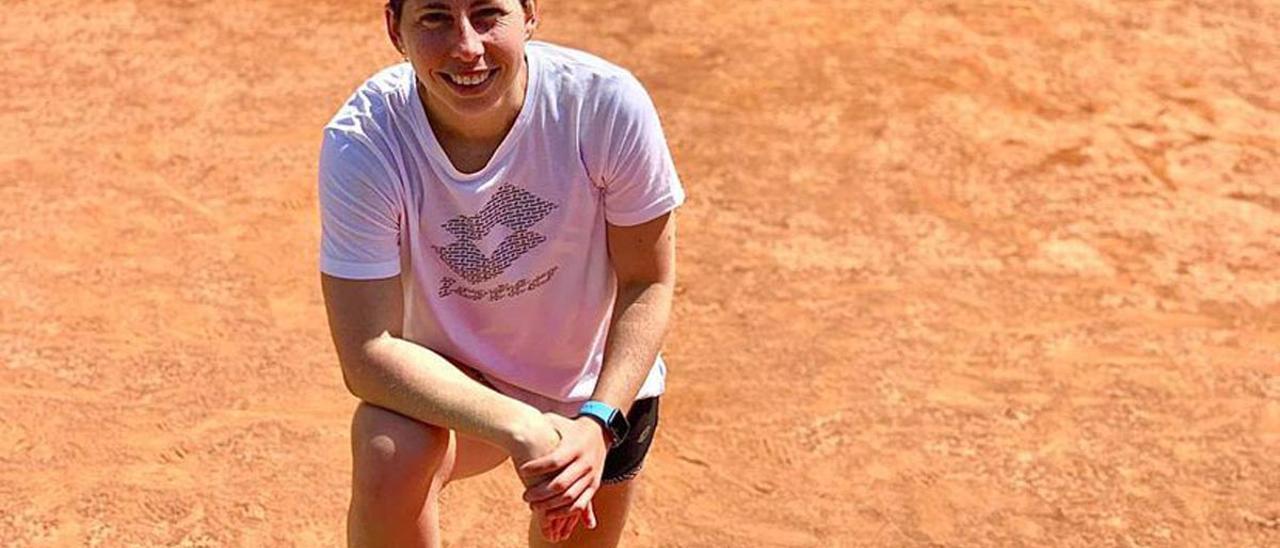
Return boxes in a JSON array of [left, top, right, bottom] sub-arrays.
[[419, 12, 450, 26], [470, 8, 506, 30]]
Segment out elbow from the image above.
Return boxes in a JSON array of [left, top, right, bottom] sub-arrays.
[[336, 332, 397, 400], [338, 358, 371, 401], [339, 363, 364, 399], [335, 347, 373, 401]]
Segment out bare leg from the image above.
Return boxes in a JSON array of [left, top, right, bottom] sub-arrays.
[[347, 402, 511, 548]]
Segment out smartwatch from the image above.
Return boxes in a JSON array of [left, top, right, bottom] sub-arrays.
[[577, 400, 630, 449]]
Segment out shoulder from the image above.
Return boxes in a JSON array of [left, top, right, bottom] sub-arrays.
[[320, 64, 415, 179], [529, 41, 634, 81], [323, 63, 415, 145], [528, 41, 651, 109]]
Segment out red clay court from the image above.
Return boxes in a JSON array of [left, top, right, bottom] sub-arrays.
[[1, 1, 1278, 546]]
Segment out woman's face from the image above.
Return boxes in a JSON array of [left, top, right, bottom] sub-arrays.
[[388, 0, 537, 122]]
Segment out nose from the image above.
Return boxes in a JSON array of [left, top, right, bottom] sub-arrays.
[[450, 16, 484, 62]]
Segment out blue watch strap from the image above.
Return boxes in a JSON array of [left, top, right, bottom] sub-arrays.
[[578, 401, 621, 447]]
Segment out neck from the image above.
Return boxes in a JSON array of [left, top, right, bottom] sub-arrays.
[[420, 58, 528, 144]]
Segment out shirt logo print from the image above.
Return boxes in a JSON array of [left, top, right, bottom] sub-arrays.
[[432, 184, 558, 285]]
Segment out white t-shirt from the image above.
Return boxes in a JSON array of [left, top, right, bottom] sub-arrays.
[[318, 41, 684, 409]]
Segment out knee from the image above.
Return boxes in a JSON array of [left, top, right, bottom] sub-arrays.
[[350, 403, 452, 509]]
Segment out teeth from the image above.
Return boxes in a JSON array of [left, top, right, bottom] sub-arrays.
[[448, 71, 491, 86]]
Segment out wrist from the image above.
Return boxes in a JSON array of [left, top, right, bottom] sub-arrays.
[[504, 409, 558, 462], [575, 415, 612, 447], [576, 400, 629, 449]]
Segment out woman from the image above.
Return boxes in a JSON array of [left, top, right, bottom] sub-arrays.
[[317, 0, 684, 546]]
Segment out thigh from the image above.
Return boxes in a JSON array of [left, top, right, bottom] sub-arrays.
[[351, 402, 510, 489], [441, 360, 514, 483], [446, 430, 511, 484], [348, 401, 451, 523]]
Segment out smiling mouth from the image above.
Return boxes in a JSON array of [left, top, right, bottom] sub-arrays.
[[443, 68, 498, 88]]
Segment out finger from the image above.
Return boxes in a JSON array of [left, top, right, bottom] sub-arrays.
[[523, 461, 588, 503], [538, 510, 572, 543], [531, 472, 593, 513], [519, 448, 574, 477], [556, 512, 579, 542], [540, 519, 554, 542], [542, 486, 596, 524], [539, 510, 564, 542], [545, 480, 599, 521], [585, 501, 597, 530], [522, 456, 582, 499], [544, 521, 564, 544]]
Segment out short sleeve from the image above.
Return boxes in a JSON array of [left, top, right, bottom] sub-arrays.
[[583, 73, 686, 226], [317, 130, 403, 280]]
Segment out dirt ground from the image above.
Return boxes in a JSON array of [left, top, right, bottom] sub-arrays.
[[2, 0, 1278, 546]]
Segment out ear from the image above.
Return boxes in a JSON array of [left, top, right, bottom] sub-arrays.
[[385, 7, 406, 56], [523, 0, 540, 38]]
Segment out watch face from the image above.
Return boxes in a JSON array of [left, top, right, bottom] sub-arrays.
[[608, 410, 630, 444], [580, 401, 629, 448]]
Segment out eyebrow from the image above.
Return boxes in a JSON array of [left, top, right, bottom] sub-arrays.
[[419, 0, 499, 9]]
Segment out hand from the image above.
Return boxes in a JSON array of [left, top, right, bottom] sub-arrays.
[[518, 413, 610, 541], [506, 412, 591, 542], [532, 503, 593, 544], [506, 410, 562, 467]]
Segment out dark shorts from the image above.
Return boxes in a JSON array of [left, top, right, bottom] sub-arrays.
[[601, 397, 660, 485]]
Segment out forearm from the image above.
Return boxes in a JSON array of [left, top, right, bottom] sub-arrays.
[[342, 334, 548, 458], [591, 280, 674, 414]]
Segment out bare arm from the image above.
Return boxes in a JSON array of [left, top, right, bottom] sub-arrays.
[[517, 211, 677, 534], [320, 273, 558, 461], [593, 211, 677, 414]]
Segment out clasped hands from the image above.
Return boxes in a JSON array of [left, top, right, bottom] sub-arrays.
[[515, 412, 611, 543]]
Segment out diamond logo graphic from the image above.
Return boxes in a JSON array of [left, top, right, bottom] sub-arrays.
[[432, 184, 558, 284]]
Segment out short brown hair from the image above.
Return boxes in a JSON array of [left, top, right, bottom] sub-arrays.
[[387, 0, 531, 19]]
